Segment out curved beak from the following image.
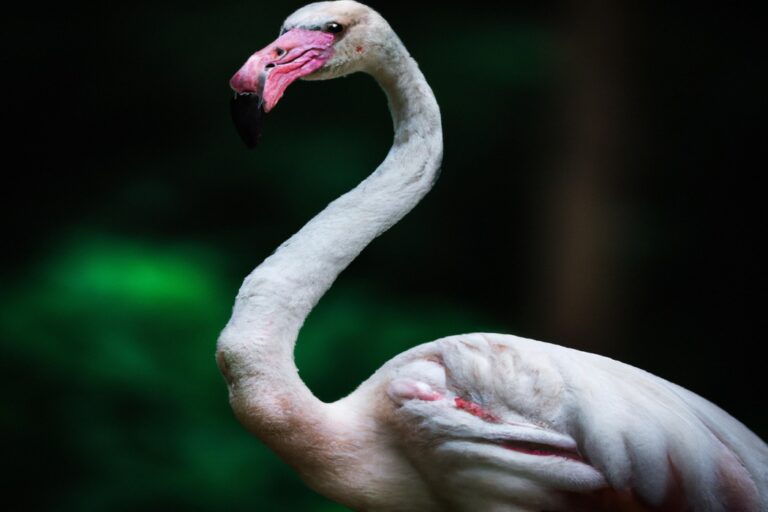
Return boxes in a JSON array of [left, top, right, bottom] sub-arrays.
[[229, 29, 335, 148]]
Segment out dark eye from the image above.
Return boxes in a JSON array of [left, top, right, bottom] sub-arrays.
[[324, 22, 344, 34]]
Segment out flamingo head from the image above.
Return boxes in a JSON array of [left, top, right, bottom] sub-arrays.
[[229, 1, 389, 148]]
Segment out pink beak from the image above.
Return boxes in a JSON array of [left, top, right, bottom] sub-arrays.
[[230, 29, 336, 113]]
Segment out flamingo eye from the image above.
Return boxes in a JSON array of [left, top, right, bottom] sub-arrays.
[[324, 22, 344, 34]]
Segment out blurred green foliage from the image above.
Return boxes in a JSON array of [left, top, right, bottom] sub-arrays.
[[2, 233, 493, 511]]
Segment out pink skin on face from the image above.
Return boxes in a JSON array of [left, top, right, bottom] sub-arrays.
[[230, 29, 336, 112]]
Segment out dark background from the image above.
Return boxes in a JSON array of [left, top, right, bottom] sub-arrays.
[[3, 1, 762, 510]]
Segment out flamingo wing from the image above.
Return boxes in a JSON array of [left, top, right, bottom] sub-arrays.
[[382, 333, 766, 511]]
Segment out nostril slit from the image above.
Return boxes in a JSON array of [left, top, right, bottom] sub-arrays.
[[265, 63, 275, 69]]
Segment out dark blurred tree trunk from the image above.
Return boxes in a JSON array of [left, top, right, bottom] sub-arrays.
[[538, 0, 635, 352]]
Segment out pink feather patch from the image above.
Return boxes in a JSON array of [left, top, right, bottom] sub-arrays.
[[454, 397, 501, 423]]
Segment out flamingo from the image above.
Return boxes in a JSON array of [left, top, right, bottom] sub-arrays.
[[217, 2, 767, 510]]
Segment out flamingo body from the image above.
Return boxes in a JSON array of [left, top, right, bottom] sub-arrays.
[[217, 2, 768, 510]]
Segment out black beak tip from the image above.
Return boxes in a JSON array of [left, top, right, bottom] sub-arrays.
[[230, 93, 265, 149]]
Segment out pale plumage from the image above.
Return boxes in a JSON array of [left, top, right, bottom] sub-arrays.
[[217, 2, 767, 510]]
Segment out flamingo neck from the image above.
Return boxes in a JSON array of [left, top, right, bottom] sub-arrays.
[[217, 36, 442, 479]]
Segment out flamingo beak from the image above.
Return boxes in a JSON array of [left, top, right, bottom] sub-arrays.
[[229, 29, 336, 148]]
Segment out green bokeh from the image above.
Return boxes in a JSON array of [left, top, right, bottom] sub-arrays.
[[2, 233, 493, 511]]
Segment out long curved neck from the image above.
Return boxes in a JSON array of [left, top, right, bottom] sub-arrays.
[[217, 35, 442, 477]]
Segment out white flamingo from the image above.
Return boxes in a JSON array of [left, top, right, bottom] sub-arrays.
[[217, 2, 767, 510]]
